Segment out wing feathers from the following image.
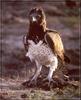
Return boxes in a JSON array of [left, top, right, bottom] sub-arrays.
[[44, 31, 65, 64]]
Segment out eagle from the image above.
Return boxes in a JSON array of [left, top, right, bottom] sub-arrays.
[[23, 7, 70, 85]]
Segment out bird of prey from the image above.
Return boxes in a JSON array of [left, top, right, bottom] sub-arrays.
[[23, 7, 70, 85]]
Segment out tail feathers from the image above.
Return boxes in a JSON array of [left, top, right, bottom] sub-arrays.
[[64, 54, 70, 64]]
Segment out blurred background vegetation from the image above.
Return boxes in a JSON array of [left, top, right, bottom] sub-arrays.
[[0, 0, 81, 99]]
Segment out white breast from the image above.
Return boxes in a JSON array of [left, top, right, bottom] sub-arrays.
[[26, 40, 57, 66]]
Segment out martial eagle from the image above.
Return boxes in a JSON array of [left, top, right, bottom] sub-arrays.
[[23, 7, 70, 85]]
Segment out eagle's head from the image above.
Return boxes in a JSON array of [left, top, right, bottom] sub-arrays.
[[29, 7, 46, 27]]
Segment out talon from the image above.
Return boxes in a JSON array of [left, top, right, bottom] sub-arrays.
[[48, 78, 55, 85], [64, 75, 69, 81], [43, 77, 55, 86], [42, 77, 48, 82], [28, 78, 37, 86]]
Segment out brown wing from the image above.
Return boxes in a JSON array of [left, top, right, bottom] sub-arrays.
[[45, 30, 65, 64]]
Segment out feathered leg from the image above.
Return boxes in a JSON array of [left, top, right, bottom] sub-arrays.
[[48, 57, 58, 84], [47, 68, 55, 83], [30, 60, 42, 85], [43, 57, 58, 85]]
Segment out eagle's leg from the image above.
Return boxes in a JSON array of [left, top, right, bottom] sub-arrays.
[[30, 60, 42, 85], [47, 59, 58, 85], [47, 68, 55, 85], [43, 58, 58, 85], [42, 67, 55, 86]]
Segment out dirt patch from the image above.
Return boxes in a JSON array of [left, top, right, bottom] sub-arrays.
[[22, 75, 79, 90]]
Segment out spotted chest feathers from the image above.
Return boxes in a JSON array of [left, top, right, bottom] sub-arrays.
[[26, 40, 57, 66]]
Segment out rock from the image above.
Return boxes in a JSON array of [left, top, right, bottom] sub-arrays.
[[21, 93, 27, 98]]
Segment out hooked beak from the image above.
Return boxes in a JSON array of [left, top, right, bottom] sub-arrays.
[[26, 53, 28, 57], [32, 17, 37, 22]]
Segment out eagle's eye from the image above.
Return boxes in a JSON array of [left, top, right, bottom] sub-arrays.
[[37, 15, 41, 18]]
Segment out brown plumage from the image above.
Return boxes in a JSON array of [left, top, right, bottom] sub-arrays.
[[23, 7, 70, 65], [45, 30, 65, 64]]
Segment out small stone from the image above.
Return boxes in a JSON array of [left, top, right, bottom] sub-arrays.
[[21, 93, 27, 98]]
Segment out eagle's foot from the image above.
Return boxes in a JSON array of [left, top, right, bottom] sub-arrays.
[[28, 78, 37, 86], [22, 78, 37, 87], [43, 77, 56, 87]]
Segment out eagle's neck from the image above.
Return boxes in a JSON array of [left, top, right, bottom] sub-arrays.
[[28, 24, 46, 43], [29, 23, 46, 34]]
